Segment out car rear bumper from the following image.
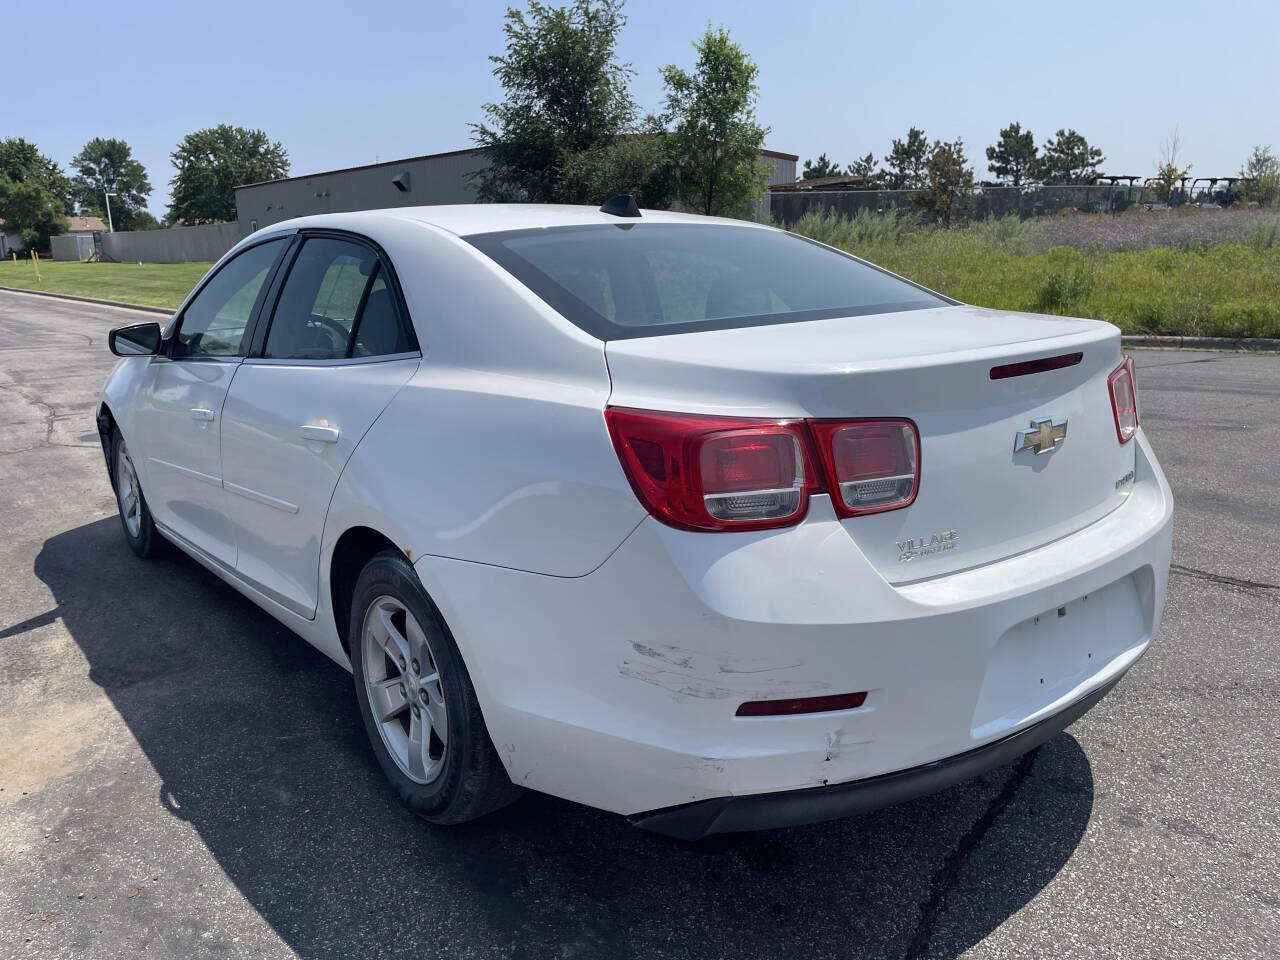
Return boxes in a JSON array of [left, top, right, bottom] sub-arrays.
[[630, 674, 1119, 839], [414, 430, 1172, 822]]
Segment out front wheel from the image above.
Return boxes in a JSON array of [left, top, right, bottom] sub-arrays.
[[349, 550, 522, 824], [110, 429, 165, 558]]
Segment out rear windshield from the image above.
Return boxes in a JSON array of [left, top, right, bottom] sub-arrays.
[[465, 223, 949, 340]]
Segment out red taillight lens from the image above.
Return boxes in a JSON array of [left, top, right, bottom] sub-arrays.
[[1108, 356, 1139, 444], [605, 408, 817, 531], [810, 419, 920, 516]]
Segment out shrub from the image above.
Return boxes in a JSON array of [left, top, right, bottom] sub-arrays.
[[1034, 247, 1094, 312]]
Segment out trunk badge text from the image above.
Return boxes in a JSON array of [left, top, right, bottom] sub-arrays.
[[898, 529, 959, 563], [1015, 417, 1068, 455]]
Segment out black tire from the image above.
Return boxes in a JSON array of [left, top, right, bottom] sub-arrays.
[[109, 428, 166, 559], [349, 550, 522, 824]]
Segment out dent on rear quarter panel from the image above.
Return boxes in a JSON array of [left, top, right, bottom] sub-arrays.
[[320, 214, 645, 578]]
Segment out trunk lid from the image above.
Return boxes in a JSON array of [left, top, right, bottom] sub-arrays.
[[605, 304, 1136, 582]]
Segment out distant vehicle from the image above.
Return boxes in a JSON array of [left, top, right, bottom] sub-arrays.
[[96, 201, 1172, 838]]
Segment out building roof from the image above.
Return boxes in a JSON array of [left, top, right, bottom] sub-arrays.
[[236, 148, 483, 190], [237, 144, 799, 191], [769, 175, 875, 193], [66, 216, 107, 232]]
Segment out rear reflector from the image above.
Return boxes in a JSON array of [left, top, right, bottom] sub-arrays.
[[1108, 356, 1139, 443], [736, 691, 868, 717], [989, 352, 1084, 380], [809, 419, 920, 517]]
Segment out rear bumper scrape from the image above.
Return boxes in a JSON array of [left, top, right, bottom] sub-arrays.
[[628, 674, 1119, 840]]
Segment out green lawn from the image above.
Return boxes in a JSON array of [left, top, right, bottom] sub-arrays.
[[0, 259, 212, 309]]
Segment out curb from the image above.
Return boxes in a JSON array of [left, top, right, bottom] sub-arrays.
[[0, 285, 173, 316], [1122, 334, 1280, 352]]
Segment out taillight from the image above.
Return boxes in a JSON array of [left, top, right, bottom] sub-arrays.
[[810, 419, 920, 517], [607, 408, 921, 531], [1108, 356, 1139, 444], [605, 408, 818, 531]]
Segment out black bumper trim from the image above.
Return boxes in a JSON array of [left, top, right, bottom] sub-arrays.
[[629, 675, 1120, 840]]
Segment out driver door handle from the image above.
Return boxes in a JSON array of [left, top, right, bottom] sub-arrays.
[[299, 424, 340, 444], [190, 407, 215, 422]]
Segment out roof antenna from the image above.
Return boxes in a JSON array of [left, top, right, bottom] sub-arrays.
[[599, 194, 641, 218]]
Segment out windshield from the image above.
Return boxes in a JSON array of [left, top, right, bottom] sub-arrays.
[[465, 223, 950, 340]]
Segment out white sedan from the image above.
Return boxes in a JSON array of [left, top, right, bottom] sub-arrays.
[[98, 201, 1172, 839]]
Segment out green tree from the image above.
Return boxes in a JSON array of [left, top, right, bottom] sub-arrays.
[[70, 137, 153, 231], [801, 153, 842, 180], [883, 127, 929, 189], [1240, 145, 1280, 206], [131, 210, 162, 230], [0, 137, 71, 250], [556, 120, 677, 208], [985, 122, 1037, 187], [846, 152, 881, 187], [1037, 129, 1104, 185], [168, 124, 288, 223], [916, 138, 974, 225], [660, 26, 769, 217], [471, 0, 653, 204]]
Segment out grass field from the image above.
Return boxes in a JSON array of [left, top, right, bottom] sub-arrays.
[[0, 259, 211, 309], [790, 208, 1280, 339]]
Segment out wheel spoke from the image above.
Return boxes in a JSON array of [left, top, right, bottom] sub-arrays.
[[405, 612, 428, 664], [371, 604, 411, 667], [406, 709, 428, 781], [371, 676, 409, 723], [421, 673, 448, 746]]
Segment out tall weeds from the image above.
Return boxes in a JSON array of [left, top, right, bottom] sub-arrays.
[[782, 209, 1280, 337]]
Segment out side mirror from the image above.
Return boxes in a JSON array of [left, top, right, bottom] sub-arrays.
[[109, 322, 163, 357]]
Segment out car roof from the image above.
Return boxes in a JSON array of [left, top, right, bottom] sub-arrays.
[[261, 204, 772, 239]]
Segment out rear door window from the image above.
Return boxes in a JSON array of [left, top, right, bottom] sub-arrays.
[[264, 238, 379, 359]]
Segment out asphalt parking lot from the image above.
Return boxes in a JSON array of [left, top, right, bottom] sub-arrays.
[[0, 288, 1276, 959]]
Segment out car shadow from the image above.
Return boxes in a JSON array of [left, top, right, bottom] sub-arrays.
[[31, 517, 1096, 959]]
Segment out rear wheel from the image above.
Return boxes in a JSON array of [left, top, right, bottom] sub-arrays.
[[110, 429, 165, 558], [349, 550, 522, 823]]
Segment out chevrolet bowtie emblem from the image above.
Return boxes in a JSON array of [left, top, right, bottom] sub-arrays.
[[1015, 417, 1068, 455]]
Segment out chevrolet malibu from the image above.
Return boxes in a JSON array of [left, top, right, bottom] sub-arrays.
[[97, 201, 1172, 839]]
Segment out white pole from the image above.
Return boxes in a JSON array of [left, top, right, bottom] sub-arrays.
[[104, 191, 117, 232]]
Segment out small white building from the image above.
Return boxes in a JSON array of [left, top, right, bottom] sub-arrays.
[[49, 216, 108, 261]]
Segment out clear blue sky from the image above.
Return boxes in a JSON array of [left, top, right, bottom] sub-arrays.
[[8, 0, 1278, 217]]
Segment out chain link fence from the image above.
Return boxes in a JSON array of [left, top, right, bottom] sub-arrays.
[[769, 183, 1239, 227]]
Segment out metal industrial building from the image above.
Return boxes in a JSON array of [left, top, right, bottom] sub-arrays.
[[234, 146, 798, 233]]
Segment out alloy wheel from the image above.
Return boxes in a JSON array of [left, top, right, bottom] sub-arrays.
[[361, 595, 449, 784], [115, 441, 142, 538]]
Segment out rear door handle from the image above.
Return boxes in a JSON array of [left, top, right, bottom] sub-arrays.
[[299, 424, 340, 444], [190, 407, 215, 422]]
